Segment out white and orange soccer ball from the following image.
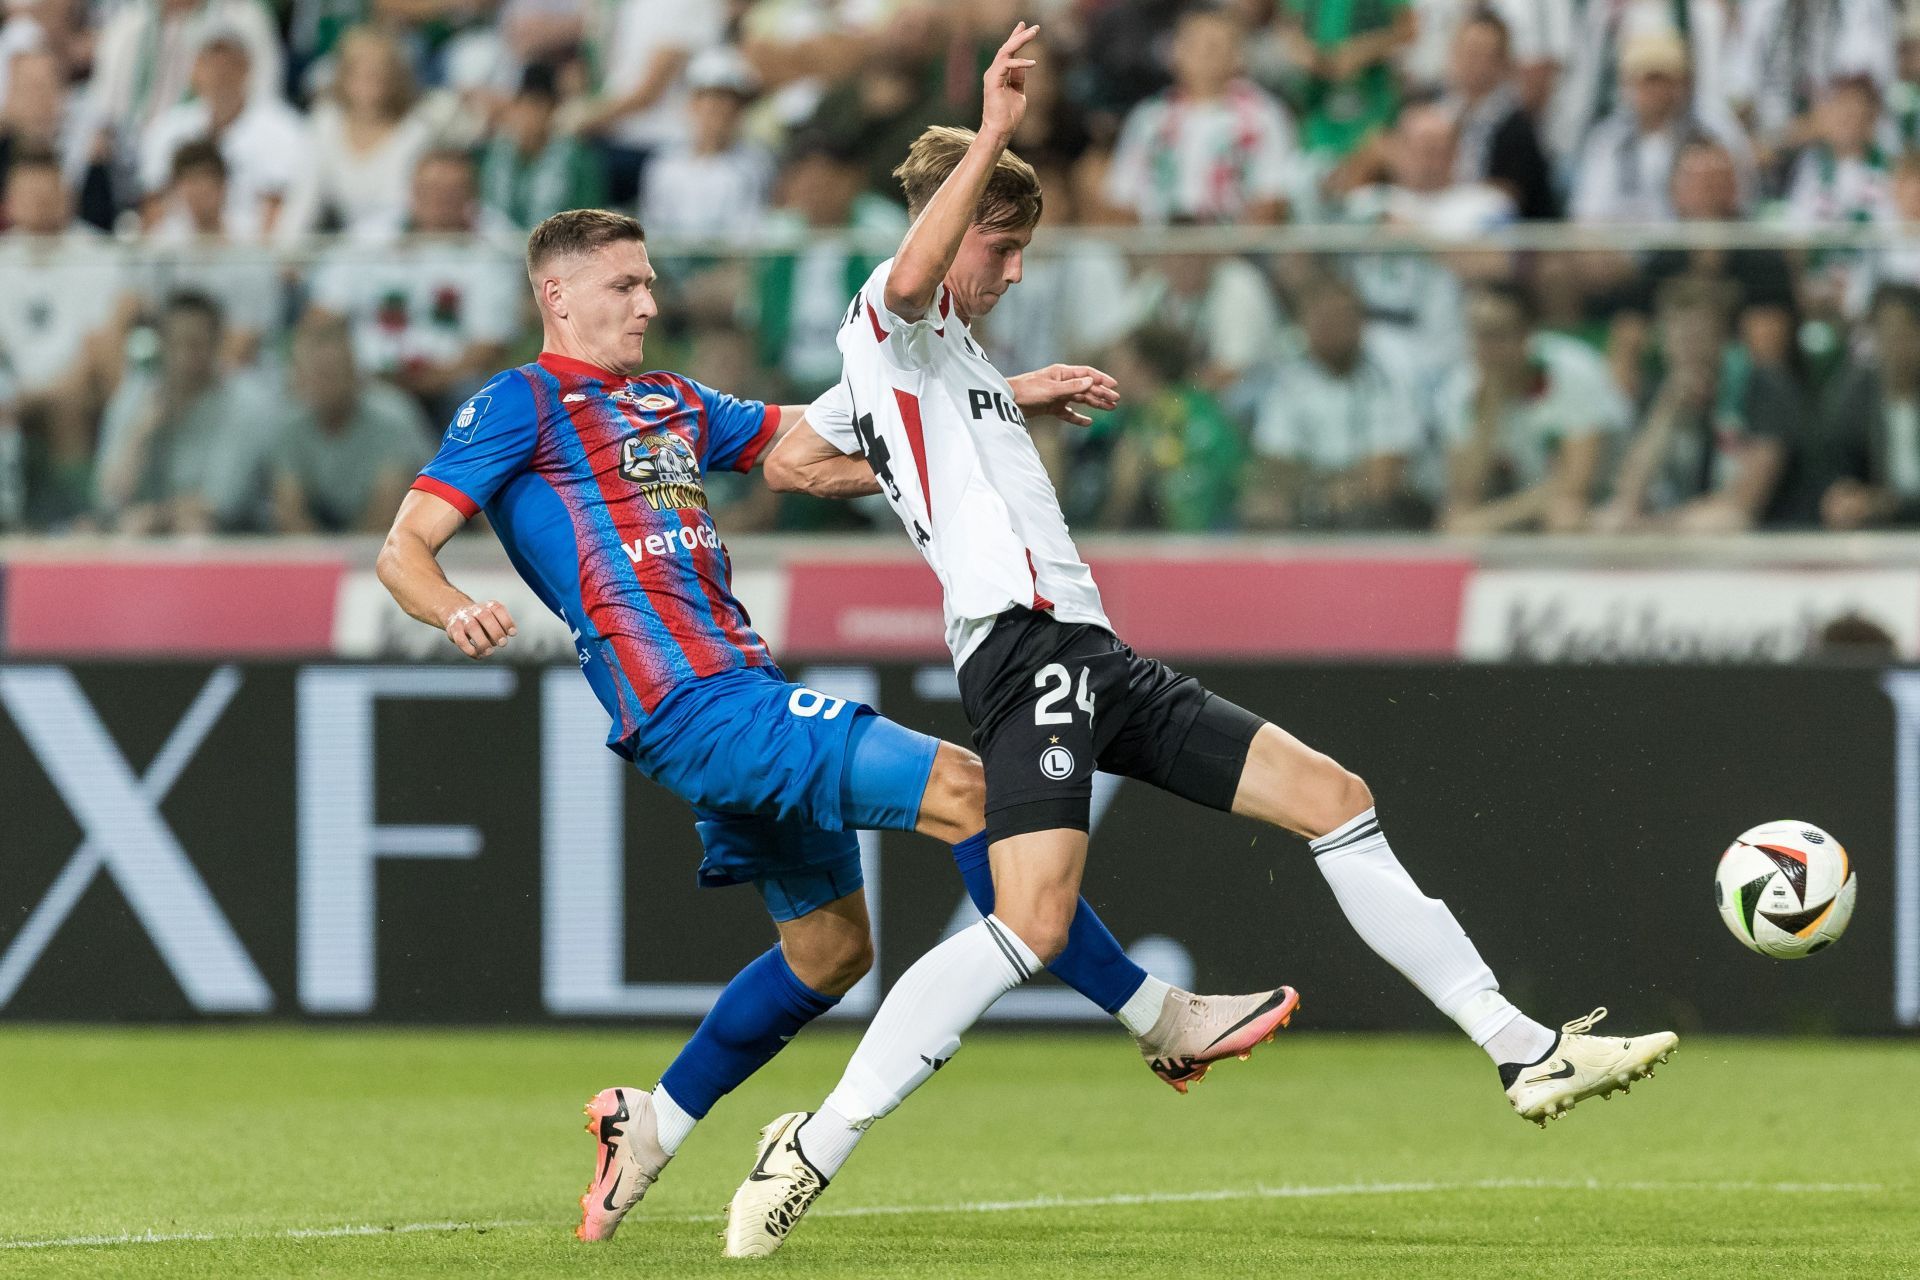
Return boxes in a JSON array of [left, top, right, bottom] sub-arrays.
[[1714, 821, 1857, 958]]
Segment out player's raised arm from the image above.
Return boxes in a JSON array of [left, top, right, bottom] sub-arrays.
[[882, 22, 1039, 320], [376, 489, 519, 659]]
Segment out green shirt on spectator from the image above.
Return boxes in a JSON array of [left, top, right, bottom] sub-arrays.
[[1288, 0, 1406, 157]]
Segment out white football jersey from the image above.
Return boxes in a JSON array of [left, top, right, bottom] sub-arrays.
[[809, 258, 1111, 668]]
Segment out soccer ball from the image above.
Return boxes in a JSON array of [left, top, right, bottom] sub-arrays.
[[1714, 820, 1857, 958]]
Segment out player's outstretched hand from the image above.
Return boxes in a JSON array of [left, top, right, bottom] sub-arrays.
[[1007, 363, 1121, 427], [444, 598, 518, 659], [981, 22, 1040, 141]]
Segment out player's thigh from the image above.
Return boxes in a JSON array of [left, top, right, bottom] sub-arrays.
[[775, 888, 874, 996], [986, 827, 1089, 963], [1230, 722, 1373, 840], [836, 709, 982, 841]]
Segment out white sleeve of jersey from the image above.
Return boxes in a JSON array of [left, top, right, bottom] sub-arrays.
[[856, 260, 942, 373], [806, 377, 861, 454]]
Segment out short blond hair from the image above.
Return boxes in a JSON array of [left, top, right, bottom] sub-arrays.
[[893, 126, 1043, 232]]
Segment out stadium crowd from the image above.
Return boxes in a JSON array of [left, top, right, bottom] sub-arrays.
[[6, 0, 1920, 534]]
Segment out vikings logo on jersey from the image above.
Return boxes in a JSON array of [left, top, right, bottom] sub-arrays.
[[620, 431, 707, 511]]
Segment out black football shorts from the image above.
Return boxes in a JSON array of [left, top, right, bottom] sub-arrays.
[[955, 607, 1266, 844]]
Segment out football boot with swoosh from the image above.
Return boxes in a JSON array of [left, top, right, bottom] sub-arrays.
[[1136, 985, 1301, 1093], [577, 1086, 671, 1241], [722, 1112, 829, 1258], [1502, 1007, 1678, 1126]]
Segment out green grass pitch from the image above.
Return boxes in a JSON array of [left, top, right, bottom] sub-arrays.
[[1, 1027, 1914, 1277]]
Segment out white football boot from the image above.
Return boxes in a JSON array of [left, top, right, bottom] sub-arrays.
[[722, 1112, 830, 1258], [1502, 1007, 1679, 1126], [577, 1087, 671, 1241], [1136, 985, 1301, 1093]]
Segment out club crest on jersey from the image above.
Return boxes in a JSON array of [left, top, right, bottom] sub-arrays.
[[619, 431, 707, 511], [614, 387, 678, 413]]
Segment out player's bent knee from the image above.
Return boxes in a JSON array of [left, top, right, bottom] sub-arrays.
[[994, 895, 1075, 965], [1303, 763, 1373, 840], [787, 931, 874, 997]]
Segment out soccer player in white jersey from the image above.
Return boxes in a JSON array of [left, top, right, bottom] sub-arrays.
[[720, 24, 1680, 1258]]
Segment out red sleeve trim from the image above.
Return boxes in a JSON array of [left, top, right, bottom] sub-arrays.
[[411, 474, 481, 518], [866, 298, 888, 342], [731, 404, 782, 472]]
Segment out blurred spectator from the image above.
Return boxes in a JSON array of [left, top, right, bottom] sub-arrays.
[[1818, 284, 1920, 529], [1119, 242, 1286, 396], [1242, 277, 1427, 529], [1336, 103, 1493, 407], [1106, 8, 1297, 224], [1277, 0, 1414, 158], [307, 148, 521, 417], [1595, 279, 1794, 533], [1782, 76, 1893, 227], [1440, 10, 1558, 220], [1624, 139, 1799, 375], [750, 134, 905, 393], [1849, 153, 1920, 316], [1407, 0, 1570, 115], [479, 62, 604, 229], [1093, 326, 1246, 532], [0, 47, 109, 229], [303, 26, 434, 237], [575, 0, 725, 204], [1548, 0, 1734, 164], [1728, 0, 1894, 167], [1077, 0, 1180, 123], [0, 146, 129, 520], [137, 30, 311, 240], [269, 313, 433, 533], [1440, 282, 1629, 532], [86, 0, 284, 171], [1568, 32, 1750, 226], [93, 291, 274, 532], [141, 140, 282, 365], [640, 48, 771, 240]]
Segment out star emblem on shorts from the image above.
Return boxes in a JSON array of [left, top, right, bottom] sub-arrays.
[[1049, 735, 1059, 744]]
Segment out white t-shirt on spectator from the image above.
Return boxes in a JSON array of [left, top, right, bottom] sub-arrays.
[[138, 97, 313, 238], [1728, 0, 1894, 140], [308, 213, 523, 377], [1782, 148, 1892, 227], [1105, 80, 1298, 224], [297, 102, 434, 238], [1406, 0, 1573, 91], [1253, 336, 1423, 472], [640, 142, 773, 239], [0, 228, 125, 396], [138, 231, 284, 346], [595, 0, 725, 148], [87, 0, 285, 149], [1567, 112, 1752, 224], [1120, 257, 1285, 382], [1438, 332, 1630, 489]]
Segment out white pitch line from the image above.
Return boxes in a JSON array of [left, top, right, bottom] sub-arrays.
[[0, 1178, 1887, 1252]]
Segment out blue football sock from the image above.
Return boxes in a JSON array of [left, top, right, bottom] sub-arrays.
[[657, 945, 839, 1119], [950, 831, 1146, 1014]]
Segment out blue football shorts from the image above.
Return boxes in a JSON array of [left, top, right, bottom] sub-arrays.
[[625, 666, 941, 921]]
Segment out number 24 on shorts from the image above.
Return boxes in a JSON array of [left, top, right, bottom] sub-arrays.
[[1034, 663, 1094, 727]]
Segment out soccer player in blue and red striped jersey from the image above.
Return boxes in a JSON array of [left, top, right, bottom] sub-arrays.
[[375, 209, 1293, 1243]]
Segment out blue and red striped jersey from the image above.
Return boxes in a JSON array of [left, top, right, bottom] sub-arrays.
[[412, 351, 781, 751]]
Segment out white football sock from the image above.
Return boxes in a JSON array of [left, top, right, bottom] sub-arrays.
[[1114, 974, 1173, 1038], [1310, 807, 1550, 1062], [797, 914, 1038, 1179], [652, 1085, 696, 1156]]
